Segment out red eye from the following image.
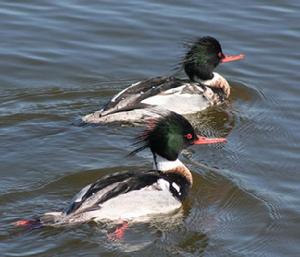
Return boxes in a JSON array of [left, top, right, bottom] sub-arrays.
[[218, 52, 225, 59], [184, 133, 193, 140]]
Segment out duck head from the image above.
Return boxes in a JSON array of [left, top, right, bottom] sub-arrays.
[[131, 111, 226, 167], [183, 36, 244, 81]]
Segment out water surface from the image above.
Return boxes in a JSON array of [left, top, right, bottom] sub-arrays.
[[1, 0, 299, 256]]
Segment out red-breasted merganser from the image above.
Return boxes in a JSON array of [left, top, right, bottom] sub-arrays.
[[20, 112, 226, 227], [82, 36, 244, 124]]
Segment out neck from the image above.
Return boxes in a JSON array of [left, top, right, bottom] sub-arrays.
[[196, 72, 217, 83], [198, 71, 214, 81], [184, 62, 214, 81], [197, 72, 230, 98], [153, 155, 193, 185]]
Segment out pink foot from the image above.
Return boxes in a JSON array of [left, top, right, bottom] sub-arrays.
[[14, 219, 42, 229], [107, 221, 129, 241]]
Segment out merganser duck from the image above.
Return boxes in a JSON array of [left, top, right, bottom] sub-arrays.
[[82, 36, 244, 124], [21, 112, 226, 227]]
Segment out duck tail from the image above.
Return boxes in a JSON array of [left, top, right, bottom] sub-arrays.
[[14, 211, 65, 229], [14, 218, 43, 229], [39, 211, 65, 225]]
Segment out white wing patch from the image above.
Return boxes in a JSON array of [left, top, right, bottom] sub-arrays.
[[72, 184, 92, 203], [140, 84, 209, 114], [172, 182, 180, 194], [93, 182, 181, 222], [156, 178, 170, 191], [111, 81, 141, 102]]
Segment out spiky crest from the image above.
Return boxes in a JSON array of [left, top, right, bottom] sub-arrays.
[[129, 112, 197, 161], [182, 36, 223, 81]]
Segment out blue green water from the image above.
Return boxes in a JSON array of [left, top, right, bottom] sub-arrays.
[[0, 1, 299, 256]]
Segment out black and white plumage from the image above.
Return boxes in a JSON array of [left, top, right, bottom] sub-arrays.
[[82, 36, 244, 124], [82, 75, 226, 125], [38, 112, 226, 226], [41, 170, 190, 225]]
